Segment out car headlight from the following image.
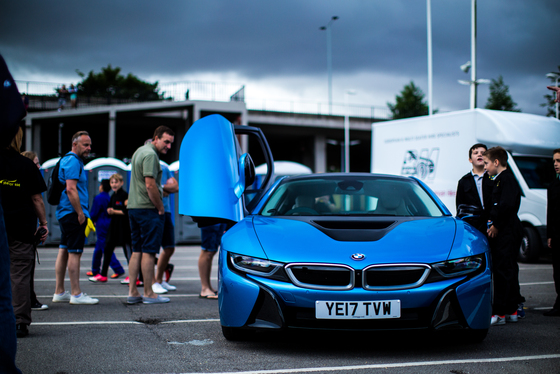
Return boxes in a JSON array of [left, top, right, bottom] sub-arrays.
[[431, 255, 485, 278], [229, 253, 283, 277]]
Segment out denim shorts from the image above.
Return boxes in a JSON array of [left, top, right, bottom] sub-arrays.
[[59, 212, 87, 253], [128, 209, 164, 254], [200, 223, 227, 252], [161, 212, 175, 249]]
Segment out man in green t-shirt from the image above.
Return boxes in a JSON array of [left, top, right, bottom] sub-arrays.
[[126, 126, 174, 305]]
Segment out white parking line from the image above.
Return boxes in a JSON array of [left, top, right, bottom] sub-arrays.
[[176, 354, 560, 374], [32, 318, 220, 326], [36, 294, 200, 298], [34, 279, 553, 285], [161, 319, 220, 324], [33, 265, 201, 270], [34, 277, 217, 281]]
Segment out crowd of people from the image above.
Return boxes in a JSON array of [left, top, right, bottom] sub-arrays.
[[1, 52, 560, 373], [456, 141, 560, 325], [1, 125, 227, 343], [56, 84, 78, 111]]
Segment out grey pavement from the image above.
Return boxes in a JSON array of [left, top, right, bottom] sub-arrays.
[[14, 247, 560, 374]]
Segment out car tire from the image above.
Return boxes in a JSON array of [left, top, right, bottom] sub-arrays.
[[464, 328, 488, 343], [221, 326, 254, 341], [518, 227, 540, 263]]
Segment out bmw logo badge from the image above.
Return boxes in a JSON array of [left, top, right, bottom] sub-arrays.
[[351, 253, 366, 261]]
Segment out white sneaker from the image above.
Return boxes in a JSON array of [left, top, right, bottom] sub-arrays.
[[152, 282, 168, 294], [52, 291, 71, 303], [70, 293, 99, 305], [505, 312, 518, 323], [161, 281, 176, 291], [491, 315, 506, 326]]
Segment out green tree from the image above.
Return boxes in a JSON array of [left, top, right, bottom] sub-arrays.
[[75, 65, 163, 101], [484, 75, 521, 112], [388, 81, 433, 119], [541, 65, 560, 117]]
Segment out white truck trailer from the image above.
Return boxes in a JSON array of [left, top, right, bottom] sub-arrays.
[[371, 108, 560, 262]]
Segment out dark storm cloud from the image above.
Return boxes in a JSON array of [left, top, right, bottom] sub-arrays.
[[1, 0, 559, 113]]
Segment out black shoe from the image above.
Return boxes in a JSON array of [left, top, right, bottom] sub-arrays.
[[16, 324, 29, 338], [543, 308, 560, 316], [31, 302, 48, 311]]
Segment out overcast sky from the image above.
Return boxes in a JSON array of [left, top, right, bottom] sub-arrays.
[[2, 0, 559, 115]]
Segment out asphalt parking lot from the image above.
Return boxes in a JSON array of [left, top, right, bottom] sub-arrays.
[[14, 245, 560, 374]]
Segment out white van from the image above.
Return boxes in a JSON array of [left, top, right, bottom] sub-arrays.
[[371, 108, 560, 262]]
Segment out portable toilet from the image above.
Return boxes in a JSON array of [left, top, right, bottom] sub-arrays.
[[169, 160, 201, 244], [40, 157, 61, 245], [84, 158, 130, 245]]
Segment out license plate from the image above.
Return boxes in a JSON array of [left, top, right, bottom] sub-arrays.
[[315, 300, 401, 319]]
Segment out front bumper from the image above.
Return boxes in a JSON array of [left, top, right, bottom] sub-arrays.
[[218, 251, 492, 332]]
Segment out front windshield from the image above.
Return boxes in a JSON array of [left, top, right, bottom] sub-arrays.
[[512, 156, 555, 189], [260, 175, 444, 217]]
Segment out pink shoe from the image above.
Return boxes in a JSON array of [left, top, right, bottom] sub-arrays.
[[121, 276, 130, 285], [89, 274, 108, 283]]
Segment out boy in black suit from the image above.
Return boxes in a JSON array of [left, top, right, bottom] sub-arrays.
[[456, 143, 493, 234], [483, 146, 524, 326], [544, 149, 560, 316]]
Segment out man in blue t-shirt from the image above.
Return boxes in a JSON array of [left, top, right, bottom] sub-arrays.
[[52, 131, 99, 305]]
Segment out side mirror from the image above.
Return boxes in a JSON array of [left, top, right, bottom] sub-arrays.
[[234, 153, 255, 198], [457, 204, 481, 220], [243, 153, 256, 187]]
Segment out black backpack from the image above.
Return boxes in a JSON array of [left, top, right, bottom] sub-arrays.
[[47, 154, 82, 205]]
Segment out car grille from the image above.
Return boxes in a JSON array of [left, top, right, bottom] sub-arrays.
[[285, 263, 430, 291], [285, 264, 354, 290], [363, 264, 431, 290]]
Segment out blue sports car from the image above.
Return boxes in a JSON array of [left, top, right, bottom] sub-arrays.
[[179, 115, 492, 341]]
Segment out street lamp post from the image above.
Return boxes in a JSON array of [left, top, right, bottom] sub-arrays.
[[458, 76, 491, 108], [470, 0, 477, 109], [344, 90, 356, 173], [457, 0, 490, 109], [320, 16, 338, 115], [546, 72, 560, 119], [427, 0, 433, 115]]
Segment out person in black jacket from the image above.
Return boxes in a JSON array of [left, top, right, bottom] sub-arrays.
[[544, 149, 560, 316], [483, 146, 524, 326], [456, 143, 493, 234], [0, 128, 49, 338], [0, 53, 27, 374]]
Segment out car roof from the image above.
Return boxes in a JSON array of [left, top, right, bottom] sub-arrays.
[[280, 172, 414, 183]]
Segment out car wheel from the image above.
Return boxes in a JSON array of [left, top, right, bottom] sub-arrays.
[[221, 326, 254, 341], [518, 227, 540, 263], [464, 328, 488, 343]]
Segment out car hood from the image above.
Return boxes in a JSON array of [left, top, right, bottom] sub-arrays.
[[252, 216, 457, 266]]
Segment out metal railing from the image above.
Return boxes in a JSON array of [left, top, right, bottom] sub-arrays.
[[245, 98, 391, 120], [15, 80, 391, 120]]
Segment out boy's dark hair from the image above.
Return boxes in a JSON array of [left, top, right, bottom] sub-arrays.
[[553, 148, 560, 155], [469, 143, 487, 158], [483, 146, 508, 166], [153, 126, 174, 140], [101, 179, 111, 193]]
